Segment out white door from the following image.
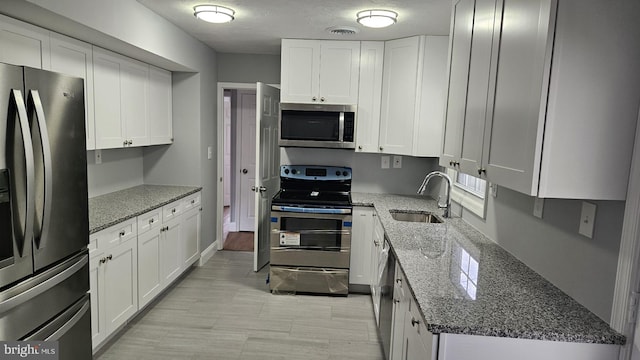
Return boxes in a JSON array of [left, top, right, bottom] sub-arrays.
[[238, 90, 257, 231], [253, 82, 280, 272]]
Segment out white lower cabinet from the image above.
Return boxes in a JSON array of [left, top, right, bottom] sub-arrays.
[[350, 207, 374, 286], [89, 230, 138, 351], [160, 216, 182, 285], [403, 294, 438, 360], [91, 191, 202, 352]]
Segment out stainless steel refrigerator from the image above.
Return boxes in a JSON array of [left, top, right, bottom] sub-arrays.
[[0, 63, 91, 358]]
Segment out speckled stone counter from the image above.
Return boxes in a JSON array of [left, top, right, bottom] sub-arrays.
[[89, 185, 201, 234], [352, 192, 625, 345]]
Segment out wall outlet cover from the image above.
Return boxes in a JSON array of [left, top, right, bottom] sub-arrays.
[[490, 183, 498, 198], [381, 156, 390, 169], [533, 197, 544, 219], [95, 149, 102, 165], [579, 201, 597, 238], [393, 155, 402, 168]]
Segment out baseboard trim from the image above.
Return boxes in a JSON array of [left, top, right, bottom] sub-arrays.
[[199, 241, 217, 266]]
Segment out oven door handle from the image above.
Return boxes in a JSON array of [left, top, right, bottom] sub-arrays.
[[272, 206, 351, 214]]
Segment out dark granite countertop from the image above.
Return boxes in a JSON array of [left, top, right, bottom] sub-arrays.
[[352, 192, 625, 345], [89, 185, 202, 234]]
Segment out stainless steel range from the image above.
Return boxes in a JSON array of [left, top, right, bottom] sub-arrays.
[[269, 165, 352, 295]]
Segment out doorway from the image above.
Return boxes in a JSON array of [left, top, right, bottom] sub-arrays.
[[217, 83, 257, 252]]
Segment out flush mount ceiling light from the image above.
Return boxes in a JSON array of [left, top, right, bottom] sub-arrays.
[[194, 5, 235, 23], [356, 9, 398, 28]]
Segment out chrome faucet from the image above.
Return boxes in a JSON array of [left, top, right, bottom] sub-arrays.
[[417, 171, 452, 218]]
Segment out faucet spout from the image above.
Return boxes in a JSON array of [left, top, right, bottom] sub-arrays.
[[417, 171, 452, 218]]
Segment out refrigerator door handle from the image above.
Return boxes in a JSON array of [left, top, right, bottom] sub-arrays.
[[28, 90, 52, 250], [22, 296, 90, 341], [9, 89, 35, 256], [0, 254, 87, 313]]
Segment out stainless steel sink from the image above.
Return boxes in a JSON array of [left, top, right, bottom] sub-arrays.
[[389, 210, 442, 223]]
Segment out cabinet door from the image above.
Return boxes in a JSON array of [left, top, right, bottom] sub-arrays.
[[457, 0, 497, 177], [121, 59, 149, 147], [350, 207, 374, 285], [371, 213, 385, 324], [104, 238, 138, 334], [148, 66, 173, 145], [280, 39, 320, 103], [138, 228, 162, 308], [355, 42, 384, 153], [482, 0, 555, 194], [50, 33, 96, 150], [0, 14, 50, 69], [379, 37, 421, 155], [161, 218, 182, 286], [390, 265, 408, 360], [318, 41, 360, 104], [403, 296, 437, 360], [413, 36, 449, 157], [440, 0, 475, 168], [89, 252, 105, 350], [181, 208, 201, 269], [93, 47, 125, 149]]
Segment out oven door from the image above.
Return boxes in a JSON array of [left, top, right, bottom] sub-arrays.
[[270, 207, 351, 269]]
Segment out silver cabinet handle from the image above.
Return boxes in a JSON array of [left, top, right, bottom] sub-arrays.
[[149, 218, 154, 224], [99, 257, 107, 264], [320, 97, 325, 102], [172, 208, 176, 214], [379, 146, 383, 151], [107, 254, 113, 261], [312, 96, 317, 101], [119, 230, 125, 237], [28, 90, 53, 250], [411, 318, 420, 327], [191, 199, 196, 204]]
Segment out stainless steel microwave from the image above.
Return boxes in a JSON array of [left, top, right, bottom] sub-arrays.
[[279, 103, 356, 149]]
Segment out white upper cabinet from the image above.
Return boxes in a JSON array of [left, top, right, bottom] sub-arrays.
[[281, 39, 360, 104], [0, 14, 50, 70], [379, 36, 448, 156], [148, 66, 173, 145], [441, 0, 640, 200], [93, 47, 150, 149], [50, 33, 96, 150], [355, 41, 385, 153]]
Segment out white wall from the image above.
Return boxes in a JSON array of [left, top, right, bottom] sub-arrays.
[[86, 149, 144, 198], [456, 185, 624, 322], [217, 53, 281, 84], [282, 148, 441, 195]]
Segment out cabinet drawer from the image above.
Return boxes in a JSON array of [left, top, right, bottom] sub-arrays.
[[137, 209, 162, 235], [182, 192, 201, 212], [95, 218, 137, 251], [162, 200, 183, 223]]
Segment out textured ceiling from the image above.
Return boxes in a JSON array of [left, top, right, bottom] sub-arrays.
[[137, 0, 452, 55]]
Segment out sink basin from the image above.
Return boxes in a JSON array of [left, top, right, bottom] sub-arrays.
[[389, 210, 442, 223]]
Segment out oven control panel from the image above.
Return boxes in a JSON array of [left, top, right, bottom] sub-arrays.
[[281, 166, 352, 181]]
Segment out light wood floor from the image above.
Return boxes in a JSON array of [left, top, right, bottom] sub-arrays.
[[96, 251, 384, 360]]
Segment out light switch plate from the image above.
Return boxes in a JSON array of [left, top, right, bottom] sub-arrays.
[[381, 156, 390, 169], [393, 156, 402, 168], [207, 146, 212, 160], [95, 149, 102, 165], [579, 201, 597, 238], [533, 198, 544, 219]]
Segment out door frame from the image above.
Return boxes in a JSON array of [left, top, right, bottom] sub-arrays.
[[216, 82, 256, 251]]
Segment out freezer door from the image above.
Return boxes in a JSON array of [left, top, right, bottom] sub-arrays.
[[24, 67, 89, 270], [0, 252, 89, 340], [23, 294, 92, 360], [0, 62, 35, 288]]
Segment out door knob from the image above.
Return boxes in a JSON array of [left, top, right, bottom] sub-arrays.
[[242, 169, 248, 174], [251, 186, 256, 192], [259, 186, 267, 193]]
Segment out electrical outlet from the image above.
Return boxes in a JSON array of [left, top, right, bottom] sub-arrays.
[[579, 201, 597, 238], [95, 149, 102, 165], [381, 156, 390, 169], [533, 197, 544, 219], [490, 183, 498, 198], [393, 156, 402, 168], [207, 146, 212, 160]]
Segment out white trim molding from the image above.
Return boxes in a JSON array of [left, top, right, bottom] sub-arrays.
[[216, 82, 257, 251], [198, 241, 217, 266], [612, 108, 640, 360]]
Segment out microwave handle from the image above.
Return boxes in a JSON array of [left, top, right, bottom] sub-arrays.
[[338, 112, 344, 142]]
